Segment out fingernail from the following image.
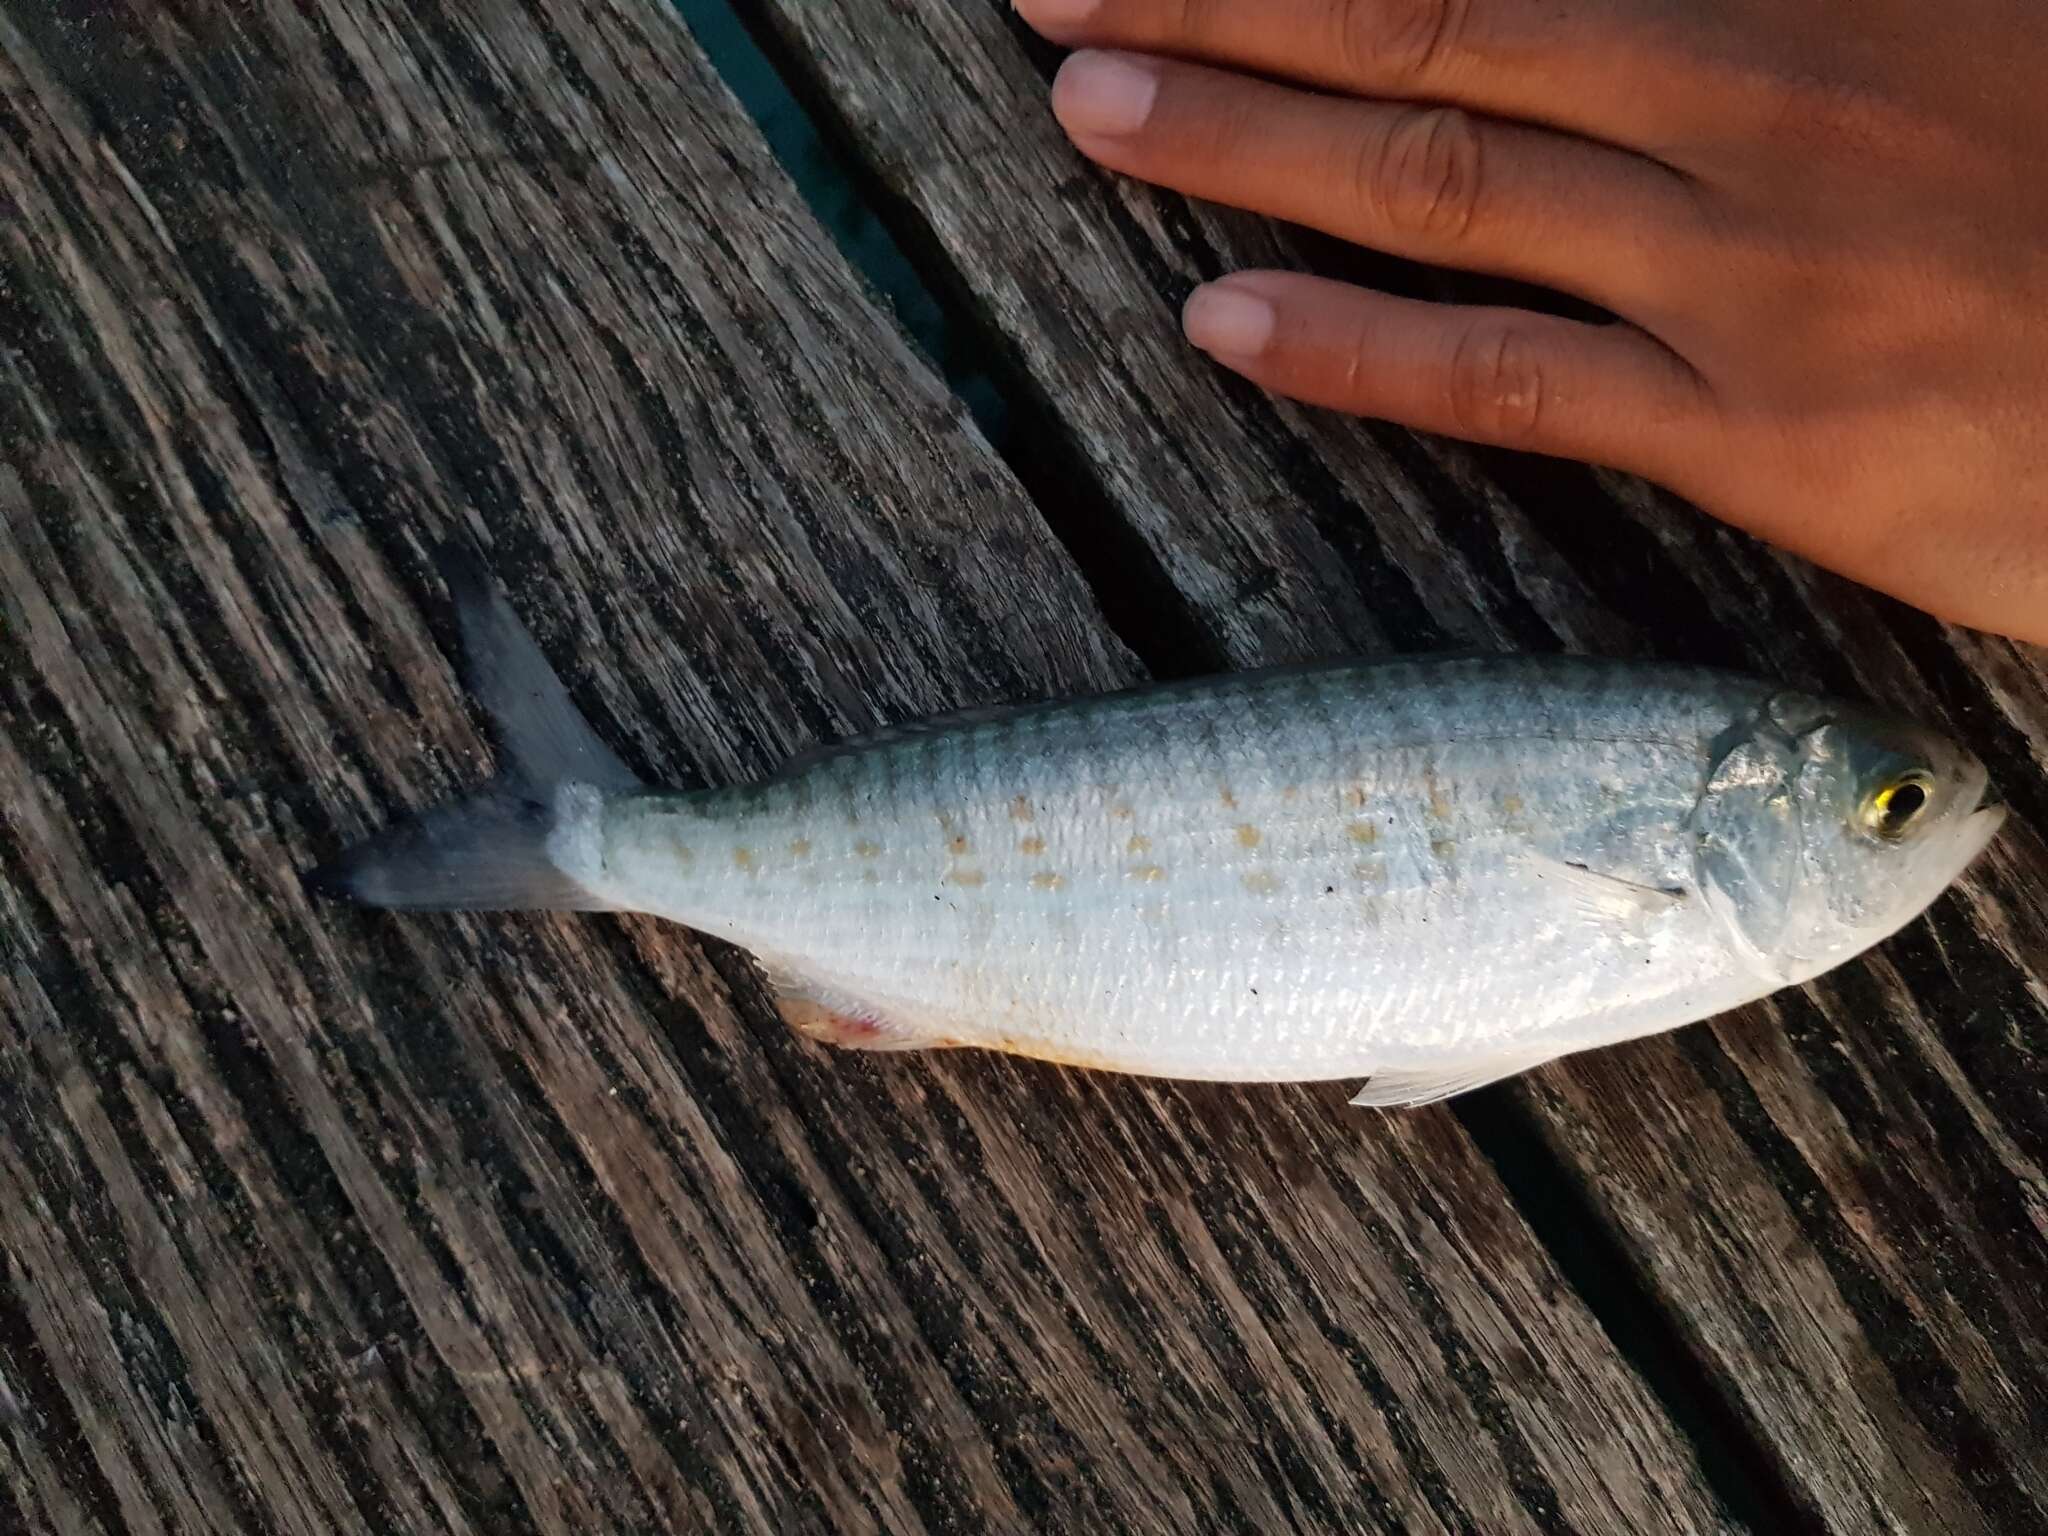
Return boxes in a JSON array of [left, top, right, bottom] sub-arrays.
[[1015, 0, 1102, 30], [1184, 286, 1275, 357], [1053, 52, 1159, 138]]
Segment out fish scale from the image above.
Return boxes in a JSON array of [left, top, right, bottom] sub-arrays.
[[309, 557, 2004, 1107]]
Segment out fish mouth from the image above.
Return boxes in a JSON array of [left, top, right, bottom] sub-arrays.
[[1959, 785, 2008, 861]]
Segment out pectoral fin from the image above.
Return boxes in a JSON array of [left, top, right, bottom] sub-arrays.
[[1526, 854, 1686, 928]]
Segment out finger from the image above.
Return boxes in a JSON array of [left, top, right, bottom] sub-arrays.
[[1053, 51, 1704, 316], [1014, 0, 1713, 151], [1182, 272, 1713, 478]]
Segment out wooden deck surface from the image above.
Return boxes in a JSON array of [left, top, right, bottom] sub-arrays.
[[2, 3, 2044, 1532]]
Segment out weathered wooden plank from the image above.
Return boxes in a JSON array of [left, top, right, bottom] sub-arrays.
[[0, 2, 1733, 1532], [731, 1, 2048, 1529]]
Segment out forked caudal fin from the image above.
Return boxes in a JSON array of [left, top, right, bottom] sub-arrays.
[[301, 546, 643, 912]]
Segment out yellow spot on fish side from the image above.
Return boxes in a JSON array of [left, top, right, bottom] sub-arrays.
[[1347, 821, 1379, 845], [1126, 834, 1151, 855], [1129, 864, 1166, 883], [1218, 787, 1238, 810], [1499, 794, 1525, 818], [1344, 786, 1369, 810], [1011, 795, 1034, 822], [861, 868, 880, 885], [1031, 871, 1065, 892], [669, 840, 696, 864], [1236, 824, 1262, 849], [948, 834, 972, 856], [1431, 837, 1458, 860], [1424, 765, 1452, 822], [1019, 835, 1047, 856], [1281, 785, 1300, 802], [948, 868, 986, 888], [854, 839, 881, 859], [1110, 803, 1135, 821], [1241, 871, 1278, 896], [733, 847, 756, 872], [789, 838, 812, 858]]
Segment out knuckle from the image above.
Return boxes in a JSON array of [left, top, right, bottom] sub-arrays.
[[1445, 322, 1546, 442], [1332, 0, 1469, 85], [1363, 106, 1483, 240]]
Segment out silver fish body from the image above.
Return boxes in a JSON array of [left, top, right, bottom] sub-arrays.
[[313, 561, 2005, 1106]]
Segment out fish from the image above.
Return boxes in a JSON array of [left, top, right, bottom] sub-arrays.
[[304, 551, 2007, 1107]]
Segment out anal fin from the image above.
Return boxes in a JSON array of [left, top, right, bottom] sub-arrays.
[[1349, 1045, 1567, 1109]]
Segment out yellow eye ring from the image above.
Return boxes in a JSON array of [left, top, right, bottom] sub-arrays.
[[1864, 771, 1935, 840]]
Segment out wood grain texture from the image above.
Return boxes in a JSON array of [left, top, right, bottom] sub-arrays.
[[0, 2, 1734, 1532], [731, 2, 2048, 1530]]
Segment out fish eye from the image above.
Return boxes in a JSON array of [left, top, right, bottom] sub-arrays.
[[1863, 771, 1935, 841]]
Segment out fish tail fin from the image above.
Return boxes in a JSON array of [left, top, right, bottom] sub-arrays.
[[303, 544, 644, 913]]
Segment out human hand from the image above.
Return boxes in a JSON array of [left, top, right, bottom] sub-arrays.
[[1012, 0, 2048, 645]]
